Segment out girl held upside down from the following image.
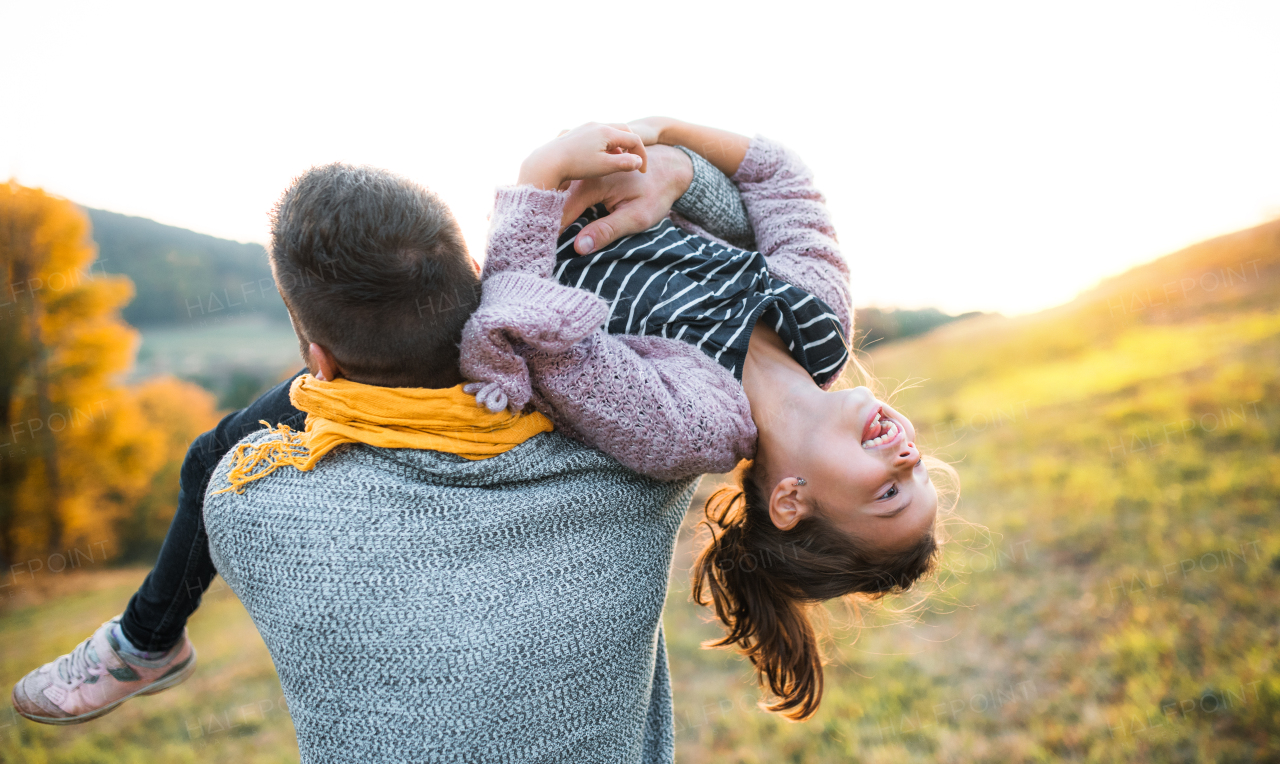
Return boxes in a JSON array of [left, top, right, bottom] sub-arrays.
[[461, 117, 955, 719]]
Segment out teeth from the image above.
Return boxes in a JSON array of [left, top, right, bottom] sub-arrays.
[[862, 420, 899, 449]]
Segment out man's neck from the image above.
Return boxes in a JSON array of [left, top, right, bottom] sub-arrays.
[[329, 366, 467, 390]]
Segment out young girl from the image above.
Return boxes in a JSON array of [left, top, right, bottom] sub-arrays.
[[460, 118, 945, 719]]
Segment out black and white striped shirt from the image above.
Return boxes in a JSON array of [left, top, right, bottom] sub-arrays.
[[555, 205, 849, 387]]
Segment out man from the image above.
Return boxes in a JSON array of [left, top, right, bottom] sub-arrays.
[[15, 135, 753, 762]]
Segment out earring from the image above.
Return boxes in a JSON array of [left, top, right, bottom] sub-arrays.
[[796, 478, 807, 486]]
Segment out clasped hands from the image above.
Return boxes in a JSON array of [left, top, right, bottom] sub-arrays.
[[516, 118, 693, 256]]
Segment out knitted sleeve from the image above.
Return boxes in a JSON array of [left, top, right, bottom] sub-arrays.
[[671, 146, 754, 249], [479, 185, 569, 279], [732, 138, 853, 342], [461, 188, 757, 480]]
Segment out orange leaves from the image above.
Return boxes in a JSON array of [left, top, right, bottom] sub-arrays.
[[0, 181, 217, 564]]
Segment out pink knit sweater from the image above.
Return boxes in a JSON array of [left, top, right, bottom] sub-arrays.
[[459, 138, 851, 481]]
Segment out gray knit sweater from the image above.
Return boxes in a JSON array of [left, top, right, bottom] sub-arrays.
[[205, 430, 698, 763]]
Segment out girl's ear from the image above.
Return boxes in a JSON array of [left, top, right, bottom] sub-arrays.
[[768, 477, 812, 531]]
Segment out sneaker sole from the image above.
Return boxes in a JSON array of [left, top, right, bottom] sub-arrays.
[[12, 648, 198, 726]]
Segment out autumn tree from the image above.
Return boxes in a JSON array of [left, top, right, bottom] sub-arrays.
[[0, 181, 217, 568]]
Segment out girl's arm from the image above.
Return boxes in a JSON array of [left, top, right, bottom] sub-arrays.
[[630, 117, 751, 178], [463, 179, 756, 481], [462, 267, 755, 480], [637, 119, 853, 347]]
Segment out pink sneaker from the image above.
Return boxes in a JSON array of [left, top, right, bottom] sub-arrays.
[[11, 616, 197, 725]]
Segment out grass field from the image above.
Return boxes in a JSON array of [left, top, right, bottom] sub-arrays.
[[1, 569, 297, 763], [3, 221, 1279, 762]]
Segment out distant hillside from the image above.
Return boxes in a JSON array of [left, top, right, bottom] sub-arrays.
[[84, 207, 981, 345], [1077, 216, 1280, 319], [83, 208, 288, 327], [854, 306, 983, 349], [865, 217, 1280, 410]]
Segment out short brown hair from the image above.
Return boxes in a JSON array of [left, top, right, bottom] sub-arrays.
[[269, 163, 480, 388]]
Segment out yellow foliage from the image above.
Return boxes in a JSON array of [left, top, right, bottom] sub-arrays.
[[0, 181, 217, 566]]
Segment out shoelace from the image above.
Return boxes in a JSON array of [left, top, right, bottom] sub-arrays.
[[53, 636, 108, 689]]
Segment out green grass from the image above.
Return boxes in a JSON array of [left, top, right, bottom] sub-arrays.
[[1, 571, 296, 763], [4, 221, 1279, 762]]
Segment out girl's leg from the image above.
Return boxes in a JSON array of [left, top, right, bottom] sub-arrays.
[[12, 369, 308, 725], [119, 368, 309, 651]]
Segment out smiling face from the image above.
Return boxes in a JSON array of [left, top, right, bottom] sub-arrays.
[[766, 386, 939, 555]]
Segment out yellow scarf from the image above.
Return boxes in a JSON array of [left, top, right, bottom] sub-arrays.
[[215, 375, 553, 495]]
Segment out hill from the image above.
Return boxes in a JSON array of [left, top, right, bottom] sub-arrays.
[[83, 208, 288, 327], [83, 209, 300, 406], [82, 207, 980, 342], [855, 306, 984, 349], [3, 220, 1275, 762]]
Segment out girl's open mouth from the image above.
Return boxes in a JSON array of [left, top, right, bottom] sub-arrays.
[[861, 407, 901, 449]]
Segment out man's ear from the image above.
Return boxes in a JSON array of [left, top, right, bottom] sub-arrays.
[[767, 477, 812, 531], [307, 342, 343, 382]]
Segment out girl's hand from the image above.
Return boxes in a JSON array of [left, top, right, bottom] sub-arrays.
[[625, 116, 676, 146], [518, 123, 648, 191], [559, 144, 694, 255]]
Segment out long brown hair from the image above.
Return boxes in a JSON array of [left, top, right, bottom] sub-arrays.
[[691, 459, 941, 720]]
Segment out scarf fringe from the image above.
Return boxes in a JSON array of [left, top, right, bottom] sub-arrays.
[[212, 421, 312, 495]]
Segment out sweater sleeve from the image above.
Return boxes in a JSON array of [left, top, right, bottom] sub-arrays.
[[732, 138, 853, 342], [671, 146, 754, 249], [460, 188, 756, 481], [479, 185, 569, 279]]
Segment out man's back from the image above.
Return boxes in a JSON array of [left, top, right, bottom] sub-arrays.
[[204, 429, 697, 764]]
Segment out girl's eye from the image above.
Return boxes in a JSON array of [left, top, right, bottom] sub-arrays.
[[879, 485, 898, 500]]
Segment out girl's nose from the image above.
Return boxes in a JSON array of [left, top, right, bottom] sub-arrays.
[[893, 441, 918, 469]]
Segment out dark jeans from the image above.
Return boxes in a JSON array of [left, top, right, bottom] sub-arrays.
[[118, 369, 308, 652]]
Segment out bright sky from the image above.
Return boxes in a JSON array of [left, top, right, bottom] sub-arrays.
[[4, 2, 1278, 315]]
